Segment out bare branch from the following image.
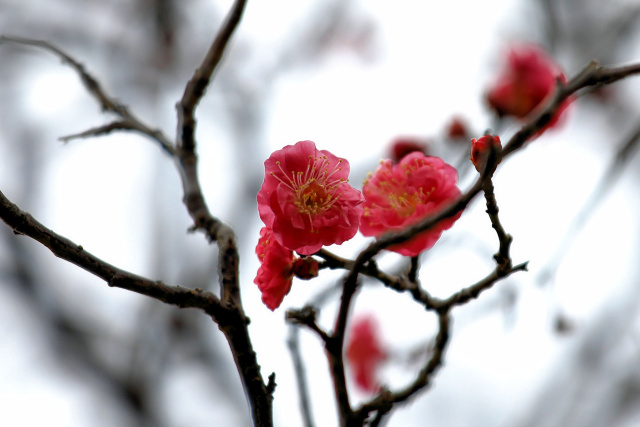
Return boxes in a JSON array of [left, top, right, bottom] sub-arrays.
[[59, 120, 138, 142], [357, 312, 451, 419], [177, 0, 248, 152], [287, 326, 317, 427], [0, 35, 176, 156], [286, 306, 331, 344], [537, 116, 640, 286], [480, 143, 513, 274], [0, 189, 226, 318], [441, 262, 529, 308]]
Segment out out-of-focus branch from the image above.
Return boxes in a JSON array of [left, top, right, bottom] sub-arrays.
[[502, 60, 640, 158], [357, 312, 451, 423], [440, 262, 529, 308], [286, 325, 316, 427], [0, 35, 175, 156], [287, 303, 352, 425], [59, 121, 140, 142], [305, 59, 640, 425], [1, 2, 275, 425], [537, 117, 640, 286], [336, 59, 640, 340]]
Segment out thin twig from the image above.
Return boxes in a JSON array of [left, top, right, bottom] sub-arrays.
[[480, 145, 513, 274], [59, 121, 138, 142], [537, 117, 640, 286], [286, 326, 316, 427], [0, 35, 175, 156], [286, 306, 331, 344], [177, 0, 248, 152], [356, 312, 451, 421], [441, 262, 529, 308]]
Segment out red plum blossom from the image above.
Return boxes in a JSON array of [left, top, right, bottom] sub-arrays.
[[254, 227, 296, 311], [360, 153, 462, 256], [257, 140, 363, 255]]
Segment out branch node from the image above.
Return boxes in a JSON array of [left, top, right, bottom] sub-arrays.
[[266, 372, 277, 395]]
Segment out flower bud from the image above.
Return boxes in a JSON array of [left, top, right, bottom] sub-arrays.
[[292, 257, 319, 280], [470, 135, 502, 172]]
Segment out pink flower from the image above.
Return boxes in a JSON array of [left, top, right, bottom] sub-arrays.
[[257, 140, 364, 255], [388, 137, 430, 163], [470, 135, 502, 172], [486, 43, 570, 129], [360, 152, 462, 256], [254, 227, 296, 311], [346, 316, 387, 392]]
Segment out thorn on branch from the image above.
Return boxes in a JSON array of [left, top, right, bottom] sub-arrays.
[[266, 373, 277, 395]]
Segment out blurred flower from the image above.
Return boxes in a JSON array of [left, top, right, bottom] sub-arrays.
[[486, 43, 570, 130], [360, 153, 462, 256], [470, 134, 502, 172], [446, 116, 469, 140], [346, 316, 387, 392], [257, 140, 364, 255], [388, 137, 430, 163], [254, 227, 296, 311]]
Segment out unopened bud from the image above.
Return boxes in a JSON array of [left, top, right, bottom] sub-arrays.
[[470, 135, 502, 172], [292, 257, 319, 280]]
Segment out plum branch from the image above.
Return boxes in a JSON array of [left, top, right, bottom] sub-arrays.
[[0, 189, 227, 318], [3, 6, 640, 426], [285, 58, 640, 426], [0, 35, 175, 155], [0, 1, 276, 426]]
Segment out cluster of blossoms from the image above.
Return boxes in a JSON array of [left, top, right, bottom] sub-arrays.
[[486, 43, 571, 131], [254, 44, 569, 311], [255, 141, 464, 309]]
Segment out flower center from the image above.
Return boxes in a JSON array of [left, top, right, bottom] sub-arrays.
[[363, 163, 434, 218], [387, 191, 424, 217], [272, 155, 345, 227]]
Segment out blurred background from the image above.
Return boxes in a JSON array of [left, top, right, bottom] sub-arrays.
[[1, 0, 640, 426]]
